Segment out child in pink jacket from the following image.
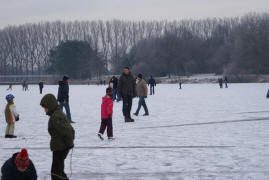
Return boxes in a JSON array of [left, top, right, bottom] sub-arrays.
[[98, 87, 114, 140]]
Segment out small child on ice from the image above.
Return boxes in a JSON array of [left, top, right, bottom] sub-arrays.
[[5, 94, 19, 138], [98, 87, 114, 140]]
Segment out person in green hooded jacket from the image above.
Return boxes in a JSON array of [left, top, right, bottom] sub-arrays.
[[40, 94, 75, 180]]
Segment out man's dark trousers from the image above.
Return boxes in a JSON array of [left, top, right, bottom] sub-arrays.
[[122, 95, 133, 118]]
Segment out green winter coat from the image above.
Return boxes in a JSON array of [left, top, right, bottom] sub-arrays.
[[40, 94, 75, 151]]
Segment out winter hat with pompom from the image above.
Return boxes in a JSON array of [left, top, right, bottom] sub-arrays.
[[15, 148, 30, 169]]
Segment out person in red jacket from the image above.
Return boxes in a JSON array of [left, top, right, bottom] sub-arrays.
[[98, 87, 114, 140]]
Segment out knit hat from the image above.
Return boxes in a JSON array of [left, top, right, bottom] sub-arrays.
[[15, 149, 30, 169], [137, 74, 143, 79]]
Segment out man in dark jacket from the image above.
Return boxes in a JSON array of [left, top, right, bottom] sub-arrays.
[[57, 76, 74, 123], [40, 94, 75, 180], [109, 76, 120, 102], [148, 76, 156, 95], [118, 67, 136, 122], [1, 148, 37, 180], [39, 81, 44, 94]]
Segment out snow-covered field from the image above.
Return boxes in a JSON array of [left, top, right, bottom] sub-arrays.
[[1, 83, 269, 180]]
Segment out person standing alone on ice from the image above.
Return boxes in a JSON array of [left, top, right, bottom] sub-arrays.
[[57, 75, 74, 123], [40, 94, 75, 180], [98, 87, 114, 140], [148, 76, 156, 95], [134, 74, 149, 116], [7, 83, 12, 91], [39, 81, 44, 94], [118, 67, 136, 122], [1, 148, 37, 180], [5, 94, 19, 138]]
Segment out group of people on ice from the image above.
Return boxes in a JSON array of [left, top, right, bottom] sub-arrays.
[[2, 92, 75, 180], [98, 67, 151, 140], [218, 76, 228, 88], [1, 67, 157, 179], [2, 76, 75, 179]]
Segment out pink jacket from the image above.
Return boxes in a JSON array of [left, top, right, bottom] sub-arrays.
[[101, 96, 113, 119]]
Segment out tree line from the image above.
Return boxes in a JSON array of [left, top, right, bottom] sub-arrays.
[[0, 12, 268, 78]]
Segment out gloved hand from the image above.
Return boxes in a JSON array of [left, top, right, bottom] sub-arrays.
[[145, 96, 147, 98], [15, 116, 19, 121], [108, 115, 112, 120]]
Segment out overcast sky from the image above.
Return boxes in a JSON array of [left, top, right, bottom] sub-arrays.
[[0, 0, 268, 28]]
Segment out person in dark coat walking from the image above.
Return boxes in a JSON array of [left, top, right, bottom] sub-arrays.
[[118, 67, 136, 122], [179, 80, 182, 89], [6, 84, 12, 91], [39, 82, 44, 94], [148, 76, 156, 95], [218, 78, 223, 88], [57, 76, 74, 123], [109, 76, 120, 102], [1, 148, 37, 180], [224, 76, 228, 88], [40, 94, 75, 180]]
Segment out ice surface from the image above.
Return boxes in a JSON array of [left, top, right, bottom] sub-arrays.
[[1, 83, 269, 179]]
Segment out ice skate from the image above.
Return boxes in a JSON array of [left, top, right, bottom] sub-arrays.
[[97, 133, 104, 140]]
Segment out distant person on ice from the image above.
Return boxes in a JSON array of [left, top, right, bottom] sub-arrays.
[[5, 94, 19, 138], [39, 81, 44, 94], [148, 76, 156, 95], [1, 148, 37, 180], [57, 75, 74, 123], [109, 76, 120, 102], [224, 76, 228, 88], [22, 81, 29, 91], [22, 81, 27, 91], [40, 94, 75, 180], [98, 87, 114, 140], [179, 80, 182, 89], [118, 67, 136, 122], [218, 78, 223, 88], [134, 74, 149, 116], [7, 84, 12, 91]]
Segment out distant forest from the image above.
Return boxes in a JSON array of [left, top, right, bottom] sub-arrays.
[[0, 12, 268, 78]]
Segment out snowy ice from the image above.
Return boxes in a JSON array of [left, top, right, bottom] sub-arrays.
[[0, 83, 269, 180]]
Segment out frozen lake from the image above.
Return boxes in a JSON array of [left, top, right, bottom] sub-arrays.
[[0, 83, 269, 180]]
